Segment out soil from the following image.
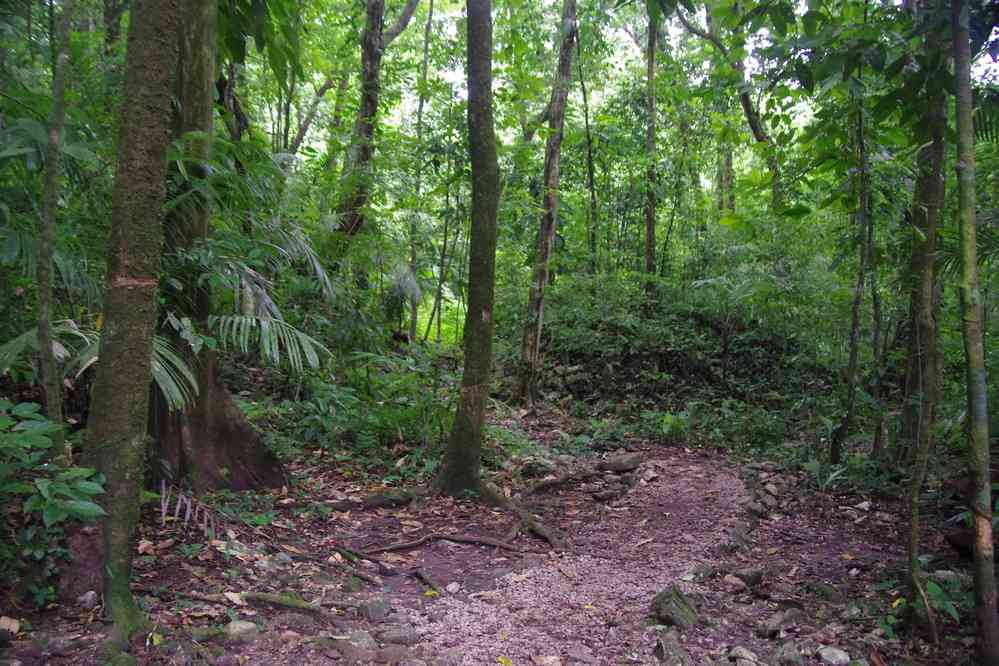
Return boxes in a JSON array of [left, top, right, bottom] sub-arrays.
[[0, 411, 976, 666]]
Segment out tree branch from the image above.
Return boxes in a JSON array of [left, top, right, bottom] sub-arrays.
[[382, 0, 421, 49], [289, 76, 338, 154]]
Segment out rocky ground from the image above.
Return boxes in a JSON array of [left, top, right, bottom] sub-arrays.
[[0, 413, 976, 665]]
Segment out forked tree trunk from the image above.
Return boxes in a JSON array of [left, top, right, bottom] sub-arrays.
[[953, 0, 999, 659], [437, 0, 499, 495], [153, 0, 286, 493], [643, 8, 657, 287], [517, 0, 577, 405], [830, 98, 870, 465], [336, 0, 419, 236], [88, 0, 180, 640], [37, 0, 71, 465]]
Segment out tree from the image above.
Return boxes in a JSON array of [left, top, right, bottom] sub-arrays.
[[517, 0, 578, 404], [154, 0, 286, 492], [335, 0, 420, 236], [37, 0, 72, 465], [643, 3, 658, 283], [437, 0, 499, 495], [953, 0, 999, 659], [88, 0, 180, 640]]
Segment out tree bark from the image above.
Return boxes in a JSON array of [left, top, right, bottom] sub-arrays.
[[643, 8, 657, 287], [288, 75, 337, 154], [516, 0, 577, 405], [829, 97, 869, 465], [437, 0, 499, 496], [38, 0, 71, 465], [336, 0, 420, 236], [154, 0, 286, 493], [88, 0, 180, 640], [409, 0, 435, 341], [903, 15, 946, 615], [577, 27, 598, 274], [953, 0, 999, 659]]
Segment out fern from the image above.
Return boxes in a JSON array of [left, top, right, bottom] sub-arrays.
[[209, 315, 331, 373]]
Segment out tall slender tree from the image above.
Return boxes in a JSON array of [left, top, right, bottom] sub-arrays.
[[37, 0, 71, 465], [643, 3, 658, 285], [89, 0, 181, 640], [953, 0, 999, 659], [517, 0, 578, 404], [437, 0, 499, 495]]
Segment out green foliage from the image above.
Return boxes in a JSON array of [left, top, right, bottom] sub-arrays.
[[0, 400, 105, 606]]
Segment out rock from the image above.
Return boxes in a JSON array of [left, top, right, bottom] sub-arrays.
[[344, 630, 378, 650], [336, 643, 379, 665], [398, 660, 429, 666], [732, 568, 764, 588], [377, 645, 417, 664], [651, 585, 698, 628], [775, 642, 804, 666], [445, 582, 461, 594], [840, 605, 862, 621], [722, 574, 748, 593], [76, 590, 99, 610], [270, 611, 317, 631], [808, 582, 845, 603], [727, 646, 760, 663], [653, 629, 693, 665], [360, 597, 392, 621], [853, 501, 872, 512], [380, 625, 421, 646], [531, 657, 563, 666], [599, 452, 642, 473], [763, 483, 780, 496], [757, 608, 803, 638], [592, 488, 621, 502], [746, 502, 767, 518], [817, 646, 850, 666], [225, 620, 259, 642], [722, 523, 752, 553]]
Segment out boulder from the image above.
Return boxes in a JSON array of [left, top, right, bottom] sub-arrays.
[[651, 585, 698, 629]]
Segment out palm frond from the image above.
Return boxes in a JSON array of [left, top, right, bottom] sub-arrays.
[[209, 315, 331, 373]]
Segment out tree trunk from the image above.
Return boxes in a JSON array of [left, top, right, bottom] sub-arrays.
[[643, 9, 657, 287], [516, 0, 577, 405], [577, 28, 598, 274], [88, 0, 180, 640], [38, 0, 71, 465], [336, 0, 420, 236], [903, 31, 946, 615], [829, 98, 869, 465], [409, 0, 434, 341], [953, 0, 999, 659], [153, 0, 286, 493], [437, 0, 499, 496], [288, 75, 337, 154]]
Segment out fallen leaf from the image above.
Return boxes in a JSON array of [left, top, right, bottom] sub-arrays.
[[497, 657, 513, 666], [137, 539, 155, 555], [224, 592, 247, 606]]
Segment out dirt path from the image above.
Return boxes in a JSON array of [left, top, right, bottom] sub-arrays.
[[3, 440, 969, 665]]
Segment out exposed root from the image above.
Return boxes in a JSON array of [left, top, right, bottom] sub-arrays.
[[481, 482, 567, 551], [325, 488, 428, 512], [525, 466, 601, 496], [407, 568, 442, 593], [363, 531, 523, 555], [131, 586, 353, 624]]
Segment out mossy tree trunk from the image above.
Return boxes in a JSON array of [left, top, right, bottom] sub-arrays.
[[89, 0, 180, 640], [437, 0, 499, 496], [335, 0, 419, 237], [953, 0, 999, 660], [37, 0, 71, 465], [643, 7, 657, 286], [517, 0, 578, 405], [903, 0, 946, 615], [153, 0, 286, 493]]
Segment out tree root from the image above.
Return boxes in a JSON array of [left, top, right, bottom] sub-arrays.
[[525, 466, 601, 496], [132, 586, 353, 623], [325, 487, 429, 512], [480, 482, 567, 551], [363, 531, 523, 555], [407, 568, 442, 593]]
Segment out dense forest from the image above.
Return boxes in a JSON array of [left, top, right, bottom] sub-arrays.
[[1, 0, 998, 663]]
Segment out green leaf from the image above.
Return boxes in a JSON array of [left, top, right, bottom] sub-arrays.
[[59, 499, 106, 520]]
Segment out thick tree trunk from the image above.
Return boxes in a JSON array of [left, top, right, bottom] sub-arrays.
[[953, 0, 999, 659], [830, 100, 869, 465], [643, 9, 657, 286], [517, 0, 577, 405], [437, 0, 499, 496], [88, 0, 180, 640], [154, 0, 286, 493], [38, 0, 71, 465], [336, 0, 419, 236], [409, 0, 435, 341]]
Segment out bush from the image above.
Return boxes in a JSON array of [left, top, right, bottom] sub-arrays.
[[1, 400, 105, 606]]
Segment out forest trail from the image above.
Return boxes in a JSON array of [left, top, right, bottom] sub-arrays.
[[14, 411, 931, 666]]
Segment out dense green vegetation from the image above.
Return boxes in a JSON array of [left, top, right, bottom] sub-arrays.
[[1, 0, 999, 662]]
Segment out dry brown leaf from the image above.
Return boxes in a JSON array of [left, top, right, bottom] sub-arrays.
[[137, 539, 156, 555], [0, 616, 20, 636], [224, 592, 247, 606]]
